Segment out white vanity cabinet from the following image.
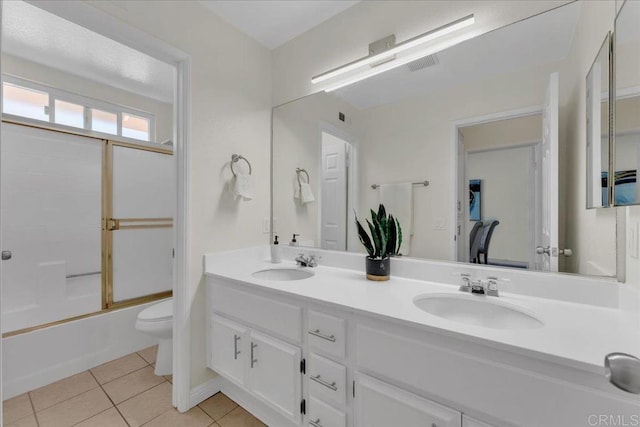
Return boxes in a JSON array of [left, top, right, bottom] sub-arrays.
[[355, 374, 461, 427], [207, 282, 304, 425]]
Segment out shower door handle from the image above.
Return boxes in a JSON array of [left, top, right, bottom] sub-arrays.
[[1, 251, 12, 260]]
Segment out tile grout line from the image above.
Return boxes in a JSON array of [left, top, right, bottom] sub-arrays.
[[99, 364, 155, 388], [26, 391, 40, 427], [88, 368, 132, 427]]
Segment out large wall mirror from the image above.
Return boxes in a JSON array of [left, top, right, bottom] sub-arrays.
[[586, 33, 611, 209], [613, 0, 640, 206], [272, 1, 618, 278]]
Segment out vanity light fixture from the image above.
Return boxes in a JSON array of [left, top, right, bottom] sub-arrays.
[[311, 14, 475, 91]]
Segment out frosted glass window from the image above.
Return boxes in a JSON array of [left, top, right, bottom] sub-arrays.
[[54, 100, 84, 128], [122, 113, 150, 141], [2, 82, 49, 121], [91, 108, 117, 135]]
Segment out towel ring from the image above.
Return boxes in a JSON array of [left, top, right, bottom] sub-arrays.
[[296, 168, 310, 186], [231, 154, 252, 176]]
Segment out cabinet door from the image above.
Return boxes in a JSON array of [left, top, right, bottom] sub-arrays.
[[249, 330, 302, 424], [355, 374, 461, 427], [210, 314, 248, 386]]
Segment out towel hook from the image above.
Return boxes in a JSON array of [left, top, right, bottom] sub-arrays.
[[231, 154, 252, 176], [296, 168, 310, 186]]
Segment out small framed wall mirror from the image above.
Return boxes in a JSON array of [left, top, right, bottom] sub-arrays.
[[613, 0, 640, 206], [586, 32, 611, 209]]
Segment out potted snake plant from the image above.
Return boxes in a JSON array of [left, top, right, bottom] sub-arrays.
[[355, 204, 402, 281]]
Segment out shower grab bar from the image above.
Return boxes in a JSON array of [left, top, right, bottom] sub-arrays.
[[371, 180, 429, 189], [66, 271, 101, 279]]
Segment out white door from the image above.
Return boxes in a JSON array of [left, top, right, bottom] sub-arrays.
[[249, 330, 302, 424], [210, 315, 248, 387], [538, 72, 559, 272], [321, 132, 348, 250], [355, 374, 461, 427]]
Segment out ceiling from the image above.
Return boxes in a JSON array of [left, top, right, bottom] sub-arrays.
[[1, 1, 174, 104], [333, 1, 581, 109], [199, 0, 360, 49]]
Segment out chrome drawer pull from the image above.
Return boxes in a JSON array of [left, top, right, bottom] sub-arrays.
[[233, 334, 241, 360], [308, 329, 336, 342], [250, 342, 258, 368], [310, 374, 337, 391], [310, 418, 323, 427]]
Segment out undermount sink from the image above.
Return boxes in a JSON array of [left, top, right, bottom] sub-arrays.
[[413, 294, 543, 330], [251, 268, 314, 281]]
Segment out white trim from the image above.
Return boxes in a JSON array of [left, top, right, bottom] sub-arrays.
[[173, 58, 192, 412], [189, 377, 222, 408], [22, 1, 193, 413], [449, 105, 543, 262]]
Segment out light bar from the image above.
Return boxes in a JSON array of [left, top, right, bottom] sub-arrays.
[[311, 14, 475, 85], [323, 31, 477, 92]]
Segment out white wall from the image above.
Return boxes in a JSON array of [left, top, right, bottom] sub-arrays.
[[84, 1, 273, 388], [272, 0, 572, 105], [2, 54, 174, 142], [356, 60, 568, 261], [272, 92, 363, 246], [563, 0, 618, 276]]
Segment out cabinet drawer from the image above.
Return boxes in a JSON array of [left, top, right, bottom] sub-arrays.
[[212, 283, 302, 342], [309, 397, 346, 427], [308, 310, 346, 359], [309, 354, 347, 407]]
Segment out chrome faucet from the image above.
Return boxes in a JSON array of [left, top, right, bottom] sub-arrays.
[[295, 253, 317, 268], [458, 275, 506, 297]]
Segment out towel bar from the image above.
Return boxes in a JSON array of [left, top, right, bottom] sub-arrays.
[[371, 180, 429, 189], [231, 154, 252, 176]]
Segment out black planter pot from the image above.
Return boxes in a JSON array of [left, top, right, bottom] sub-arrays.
[[366, 257, 390, 281]]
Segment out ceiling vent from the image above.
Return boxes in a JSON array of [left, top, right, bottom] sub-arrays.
[[406, 54, 439, 72]]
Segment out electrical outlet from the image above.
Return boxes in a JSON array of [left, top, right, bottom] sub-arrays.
[[262, 218, 270, 234]]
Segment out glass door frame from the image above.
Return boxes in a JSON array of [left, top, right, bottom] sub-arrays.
[[0, 118, 173, 336]]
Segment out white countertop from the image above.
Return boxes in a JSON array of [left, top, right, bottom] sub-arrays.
[[205, 248, 640, 375]]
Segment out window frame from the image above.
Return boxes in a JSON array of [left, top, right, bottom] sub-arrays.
[[2, 74, 157, 143]]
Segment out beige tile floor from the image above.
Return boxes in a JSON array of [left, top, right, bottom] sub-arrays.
[[3, 346, 266, 427]]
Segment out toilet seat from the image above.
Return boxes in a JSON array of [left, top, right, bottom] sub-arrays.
[[138, 299, 172, 322]]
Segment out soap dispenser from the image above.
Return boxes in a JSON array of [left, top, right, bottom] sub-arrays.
[[271, 235, 282, 263], [290, 234, 299, 246]]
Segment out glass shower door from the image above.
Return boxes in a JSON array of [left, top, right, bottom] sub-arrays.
[[106, 142, 174, 307], [1, 123, 102, 333]]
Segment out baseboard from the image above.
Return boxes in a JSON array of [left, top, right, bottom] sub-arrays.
[[189, 376, 222, 408]]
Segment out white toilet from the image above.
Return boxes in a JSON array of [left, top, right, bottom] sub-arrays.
[[135, 298, 173, 376]]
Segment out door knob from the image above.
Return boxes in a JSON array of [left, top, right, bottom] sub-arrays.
[[1, 251, 12, 260], [559, 248, 573, 256], [605, 353, 640, 394], [536, 246, 550, 255]]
